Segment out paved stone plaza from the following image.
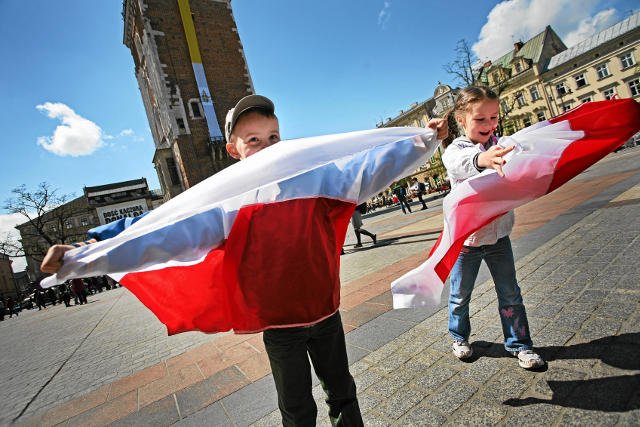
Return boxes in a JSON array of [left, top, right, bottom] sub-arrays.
[[2, 147, 639, 426]]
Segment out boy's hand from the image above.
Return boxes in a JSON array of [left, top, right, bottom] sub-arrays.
[[41, 244, 75, 273], [426, 118, 448, 140], [477, 145, 515, 177]]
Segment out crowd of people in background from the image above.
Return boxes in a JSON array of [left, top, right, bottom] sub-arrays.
[[0, 276, 120, 320], [365, 177, 450, 213]]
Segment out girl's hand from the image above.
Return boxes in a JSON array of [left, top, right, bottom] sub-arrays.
[[427, 118, 448, 140], [477, 145, 515, 177], [40, 244, 75, 273]]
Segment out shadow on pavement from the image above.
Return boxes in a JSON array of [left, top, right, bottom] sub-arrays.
[[469, 333, 640, 412], [343, 232, 440, 254]]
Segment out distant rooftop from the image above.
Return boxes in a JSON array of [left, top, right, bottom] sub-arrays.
[[84, 178, 148, 194], [548, 11, 640, 69]]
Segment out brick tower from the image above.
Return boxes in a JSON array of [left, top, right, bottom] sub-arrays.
[[123, 0, 254, 199]]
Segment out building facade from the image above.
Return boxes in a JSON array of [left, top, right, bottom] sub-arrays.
[[123, 0, 254, 200], [542, 12, 640, 116], [377, 84, 458, 189], [0, 253, 17, 299], [478, 12, 639, 135]]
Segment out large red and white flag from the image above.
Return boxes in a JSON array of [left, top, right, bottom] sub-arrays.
[[391, 99, 640, 309], [41, 127, 441, 334]]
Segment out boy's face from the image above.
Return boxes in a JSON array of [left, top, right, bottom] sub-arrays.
[[226, 111, 280, 160]]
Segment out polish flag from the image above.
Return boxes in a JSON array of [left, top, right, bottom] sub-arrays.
[[41, 127, 441, 334], [391, 99, 640, 309]]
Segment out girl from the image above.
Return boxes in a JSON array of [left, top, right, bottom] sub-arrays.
[[442, 86, 544, 370]]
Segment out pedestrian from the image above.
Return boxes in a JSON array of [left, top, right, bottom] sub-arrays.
[[34, 289, 46, 310], [0, 298, 5, 321], [7, 296, 18, 318], [61, 284, 72, 307], [393, 185, 412, 214], [410, 177, 428, 210], [351, 203, 377, 248], [46, 287, 57, 306], [71, 278, 87, 305], [442, 85, 544, 370]]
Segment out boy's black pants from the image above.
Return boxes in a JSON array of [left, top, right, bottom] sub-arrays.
[[263, 311, 363, 427]]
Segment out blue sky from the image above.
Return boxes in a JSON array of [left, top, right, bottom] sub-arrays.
[[1, 0, 637, 271]]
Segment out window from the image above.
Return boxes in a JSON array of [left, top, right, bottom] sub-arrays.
[[580, 96, 592, 103], [189, 100, 202, 118], [562, 102, 572, 112], [574, 73, 587, 88], [65, 221, 73, 229], [166, 157, 181, 186], [603, 87, 617, 100], [176, 118, 186, 131], [529, 85, 540, 101], [536, 111, 546, 122], [50, 224, 57, 232], [81, 217, 89, 226], [515, 92, 526, 107], [556, 82, 568, 96], [417, 118, 425, 127], [629, 78, 640, 97], [596, 63, 610, 79], [523, 117, 532, 127], [620, 52, 636, 69], [514, 62, 522, 73], [500, 99, 510, 113]]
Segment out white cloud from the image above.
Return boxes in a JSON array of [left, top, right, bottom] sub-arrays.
[[119, 129, 134, 137], [378, 1, 391, 29], [36, 102, 104, 157], [563, 8, 617, 47], [472, 0, 617, 62], [0, 213, 27, 273]]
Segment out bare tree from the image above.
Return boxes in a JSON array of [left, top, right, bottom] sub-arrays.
[[1, 182, 88, 266], [443, 39, 478, 87]]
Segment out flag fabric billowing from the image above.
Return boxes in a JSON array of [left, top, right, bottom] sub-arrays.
[[41, 127, 441, 334], [391, 99, 640, 309]]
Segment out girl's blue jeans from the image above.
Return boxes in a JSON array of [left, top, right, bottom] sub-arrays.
[[448, 236, 533, 353]]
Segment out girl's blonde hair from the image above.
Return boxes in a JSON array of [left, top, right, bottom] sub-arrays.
[[453, 86, 499, 119], [441, 86, 498, 148]]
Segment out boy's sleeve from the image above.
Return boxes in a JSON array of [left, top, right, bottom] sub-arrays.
[[442, 144, 482, 181], [87, 212, 148, 241]]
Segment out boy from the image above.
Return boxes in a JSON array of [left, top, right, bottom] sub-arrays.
[[42, 94, 448, 425], [42, 95, 363, 426]]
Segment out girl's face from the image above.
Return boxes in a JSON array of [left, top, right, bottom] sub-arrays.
[[457, 99, 499, 144]]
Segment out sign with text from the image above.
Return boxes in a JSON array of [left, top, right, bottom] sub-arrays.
[[96, 199, 149, 225]]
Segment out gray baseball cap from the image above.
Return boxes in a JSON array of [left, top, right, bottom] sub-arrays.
[[224, 94, 275, 142]]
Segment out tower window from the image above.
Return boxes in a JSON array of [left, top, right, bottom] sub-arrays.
[[166, 157, 181, 186], [190, 100, 202, 118]]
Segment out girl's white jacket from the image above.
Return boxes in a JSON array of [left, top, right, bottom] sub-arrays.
[[442, 136, 514, 247]]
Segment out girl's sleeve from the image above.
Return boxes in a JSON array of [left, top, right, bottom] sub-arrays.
[[442, 144, 481, 181]]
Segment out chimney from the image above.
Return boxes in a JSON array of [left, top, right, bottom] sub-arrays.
[[514, 41, 524, 52]]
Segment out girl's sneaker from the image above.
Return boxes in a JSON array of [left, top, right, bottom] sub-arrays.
[[452, 341, 473, 359], [514, 349, 545, 369]]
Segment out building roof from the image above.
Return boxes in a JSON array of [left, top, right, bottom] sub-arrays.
[[84, 178, 148, 195], [490, 27, 550, 69], [547, 11, 640, 69]]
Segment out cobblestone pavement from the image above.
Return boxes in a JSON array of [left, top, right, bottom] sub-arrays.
[[2, 147, 639, 426]]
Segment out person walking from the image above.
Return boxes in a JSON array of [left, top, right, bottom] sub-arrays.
[[393, 185, 412, 214], [411, 177, 428, 210], [351, 203, 377, 248]]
